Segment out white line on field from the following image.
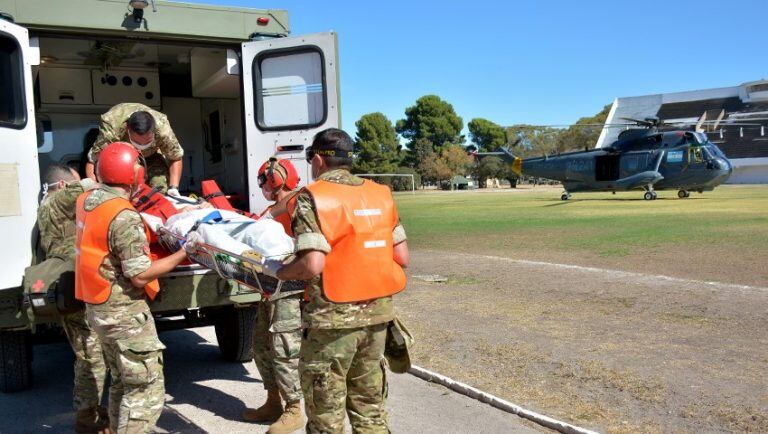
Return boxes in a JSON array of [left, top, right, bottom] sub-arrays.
[[446, 252, 768, 293]]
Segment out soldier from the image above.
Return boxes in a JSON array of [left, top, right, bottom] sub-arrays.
[[262, 129, 410, 433], [242, 157, 304, 433], [38, 164, 110, 434], [85, 102, 184, 195], [75, 142, 192, 433]]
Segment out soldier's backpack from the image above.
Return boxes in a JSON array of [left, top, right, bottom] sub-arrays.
[[23, 255, 82, 319], [22, 224, 83, 320]]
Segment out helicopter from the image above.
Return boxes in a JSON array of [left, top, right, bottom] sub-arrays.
[[483, 117, 739, 200]]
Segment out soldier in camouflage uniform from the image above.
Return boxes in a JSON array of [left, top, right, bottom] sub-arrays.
[[78, 143, 190, 433], [38, 164, 110, 433], [243, 159, 304, 434], [246, 295, 304, 432], [85, 102, 184, 194], [264, 129, 410, 434]]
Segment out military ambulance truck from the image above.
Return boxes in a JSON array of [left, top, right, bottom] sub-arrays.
[[0, 0, 340, 392]]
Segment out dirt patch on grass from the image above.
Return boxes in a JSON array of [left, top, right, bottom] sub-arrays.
[[396, 250, 768, 433]]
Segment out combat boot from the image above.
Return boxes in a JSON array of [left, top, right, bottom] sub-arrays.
[[75, 407, 112, 433], [242, 388, 283, 423], [267, 400, 304, 434]]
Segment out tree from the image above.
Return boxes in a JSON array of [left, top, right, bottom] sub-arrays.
[[396, 95, 463, 151], [418, 144, 472, 189], [555, 104, 612, 152], [402, 138, 434, 169], [502, 104, 612, 157], [505, 124, 561, 158], [439, 144, 473, 178], [417, 147, 449, 185], [473, 156, 506, 188], [352, 112, 401, 174], [468, 118, 506, 152], [391, 167, 421, 191]]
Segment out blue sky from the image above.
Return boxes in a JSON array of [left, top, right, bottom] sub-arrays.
[[181, 0, 768, 135]]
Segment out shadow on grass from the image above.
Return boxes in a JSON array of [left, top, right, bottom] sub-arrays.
[[538, 196, 711, 204]]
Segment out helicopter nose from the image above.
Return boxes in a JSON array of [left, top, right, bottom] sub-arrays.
[[717, 158, 732, 183]]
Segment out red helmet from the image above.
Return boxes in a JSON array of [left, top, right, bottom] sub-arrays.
[[95, 142, 145, 187], [257, 157, 300, 191]]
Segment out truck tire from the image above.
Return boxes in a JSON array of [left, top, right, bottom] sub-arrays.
[[214, 306, 257, 362], [0, 330, 33, 393]]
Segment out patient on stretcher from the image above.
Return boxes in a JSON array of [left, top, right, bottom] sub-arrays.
[[138, 189, 295, 261]]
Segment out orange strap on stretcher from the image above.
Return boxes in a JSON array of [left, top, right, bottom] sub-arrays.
[[131, 183, 178, 223], [201, 179, 258, 219]]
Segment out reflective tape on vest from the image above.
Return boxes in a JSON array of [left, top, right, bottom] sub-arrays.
[[353, 208, 382, 217], [364, 240, 386, 249]]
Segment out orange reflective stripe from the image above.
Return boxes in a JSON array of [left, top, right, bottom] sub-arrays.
[[305, 179, 407, 303], [75, 192, 159, 304]]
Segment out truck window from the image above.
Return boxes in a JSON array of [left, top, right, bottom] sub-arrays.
[[253, 47, 326, 130], [0, 32, 26, 129]]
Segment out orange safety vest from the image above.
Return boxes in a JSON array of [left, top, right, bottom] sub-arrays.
[[305, 179, 407, 303], [259, 194, 297, 237], [75, 193, 160, 304]]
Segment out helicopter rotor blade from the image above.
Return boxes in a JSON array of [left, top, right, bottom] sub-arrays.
[[503, 117, 768, 131], [618, 117, 657, 126]]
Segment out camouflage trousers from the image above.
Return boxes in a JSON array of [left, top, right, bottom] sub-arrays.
[[252, 293, 303, 403], [60, 309, 108, 411], [87, 301, 166, 434], [299, 322, 389, 434], [144, 153, 169, 193]]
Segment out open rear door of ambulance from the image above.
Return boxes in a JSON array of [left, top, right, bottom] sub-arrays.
[[0, 18, 40, 290], [241, 31, 340, 213]]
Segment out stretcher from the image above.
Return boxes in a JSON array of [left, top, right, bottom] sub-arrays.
[[156, 227, 303, 298]]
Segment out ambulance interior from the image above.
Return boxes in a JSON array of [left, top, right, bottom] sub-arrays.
[[33, 37, 248, 206]]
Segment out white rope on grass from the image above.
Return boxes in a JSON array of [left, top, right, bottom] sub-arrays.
[[408, 365, 600, 434]]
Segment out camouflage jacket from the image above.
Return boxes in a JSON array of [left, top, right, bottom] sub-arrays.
[[291, 169, 407, 329], [88, 102, 183, 163], [83, 185, 153, 313], [37, 178, 97, 260]]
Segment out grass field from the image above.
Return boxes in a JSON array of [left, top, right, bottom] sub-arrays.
[[391, 185, 768, 433], [395, 185, 768, 285]]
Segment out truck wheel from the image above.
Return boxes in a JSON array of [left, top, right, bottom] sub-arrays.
[[214, 306, 257, 362], [0, 330, 33, 393]]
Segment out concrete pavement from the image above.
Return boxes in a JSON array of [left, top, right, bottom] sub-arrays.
[[0, 326, 546, 433]]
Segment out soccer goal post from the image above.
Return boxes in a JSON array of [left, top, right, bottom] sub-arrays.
[[357, 173, 416, 195]]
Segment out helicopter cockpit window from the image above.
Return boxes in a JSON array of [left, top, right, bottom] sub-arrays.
[[709, 145, 727, 159], [690, 148, 704, 163]]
